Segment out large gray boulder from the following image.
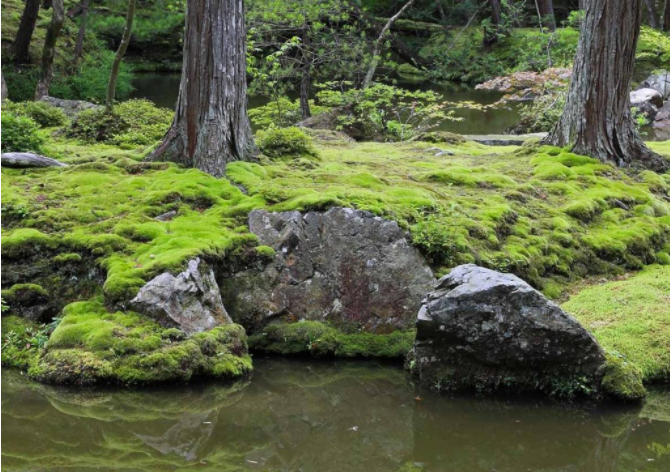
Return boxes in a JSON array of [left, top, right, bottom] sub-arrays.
[[219, 208, 435, 333], [640, 70, 670, 100], [131, 258, 232, 335], [411, 264, 607, 396], [630, 88, 664, 120]]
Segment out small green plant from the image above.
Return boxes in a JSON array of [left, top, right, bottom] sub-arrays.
[[256, 126, 319, 160], [4, 101, 68, 128], [249, 97, 327, 128], [0, 113, 45, 153]]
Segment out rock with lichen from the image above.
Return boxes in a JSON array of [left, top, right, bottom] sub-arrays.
[[131, 258, 232, 335], [410, 264, 644, 400]]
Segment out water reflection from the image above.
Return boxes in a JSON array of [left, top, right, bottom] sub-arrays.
[[2, 359, 669, 471]]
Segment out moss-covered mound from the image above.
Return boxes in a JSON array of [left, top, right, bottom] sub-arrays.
[[563, 265, 670, 384], [2, 299, 252, 386], [248, 321, 415, 359]]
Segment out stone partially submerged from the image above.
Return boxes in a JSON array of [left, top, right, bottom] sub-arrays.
[[219, 208, 435, 334], [410, 265, 644, 400], [131, 258, 232, 335]]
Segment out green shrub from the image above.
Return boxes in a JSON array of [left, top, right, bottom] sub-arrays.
[[67, 99, 173, 146], [249, 97, 328, 128], [1, 113, 45, 153], [257, 126, 319, 160], [1, 66, 40, 102], [4, 101, 68, 128]]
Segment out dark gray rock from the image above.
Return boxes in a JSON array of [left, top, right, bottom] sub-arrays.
[[39, 96, 101, 118], [465, 133, 547, 146], [1, 153, 68, 168], [219, 208, 435, 333], [131, 258, 232, 335], [411, 264, 606, 395], [640, 70, 670, 100], [630, 88, 664, 121]]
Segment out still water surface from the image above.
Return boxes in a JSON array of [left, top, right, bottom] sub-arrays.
[[2, 358, 669, 471]]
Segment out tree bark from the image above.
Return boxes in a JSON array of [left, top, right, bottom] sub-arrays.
[[435, 0, 450, 34], [537, 0, 557, 32], [483, 0, 503, 49], [106, 0, 136, 110], [579, 0, 585, 9], [1, 72, 8, 101], [664, 0, 670, 31], [9, 0, 41, 64], [543, 0, 668, 172], [34, 0, 64, 100], [149, 0, 257, 177], [644, 0, 661, 29], [362, 0, 416, 89], [299, 27, 311, 120], [73, 0, 90, 61]]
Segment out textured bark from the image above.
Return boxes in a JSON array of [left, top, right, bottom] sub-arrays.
[[644, 0, 662, 29], [9, 0, 41, 64], [483, 0, 503, 49], [106, 0, 136, 109], [73, 0, 90, 61], [664, 0, 670, 31], [362, 0, 416, 89], [544, 0, 668, 172], [537, 0, 557, 31], [1, 72, 8, 101], [299, 28, 311, 120], [34, 0, 64, 100], [149, 0, 257, 177]]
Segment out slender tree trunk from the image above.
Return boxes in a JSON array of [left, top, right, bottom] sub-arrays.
[[483, 0, 503, 49], [544, 0, 667, 172], [2, 72, 8, 101], [299, 27, 311, 120], [106, 0, 136, 110], [537, 0, 557, 31], [644, 0, 661, 28], [664, 0, 670, 31], [9, 0, 41, 64], [435, 0, 450, 34], [34, 0, 64, 100], [149, 0, 257, 177], [73, 0, 90, 61], [362, 0, 416, 89]]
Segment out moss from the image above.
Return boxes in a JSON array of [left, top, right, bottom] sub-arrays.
[[1, 229, 58, 259], [248, 321, 415, 359], [563, 265, 670, 382], [52, 253, 83, 264], [1, 283, 48, 303], [255, 245, 276, 259], [600, 353, 646, 402], [28, 298, 252, 386]]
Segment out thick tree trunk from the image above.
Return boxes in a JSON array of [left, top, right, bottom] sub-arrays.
[[644, 0, 662, 29], [106, 0, 136, 109], [544, 0, 668, 172], [483, 0, 503, 49], [537, 0, 557, 31], [579, 0, 585, 9], [9, 0, 41, 64], [35, 0, 64, 100], [664, 0, 670, 31], [73, 0, 90, 61], [149, 0, 257, 177], [362, 0, 416, 89]]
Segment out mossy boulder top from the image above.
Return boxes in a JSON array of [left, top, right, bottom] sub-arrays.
[[412, 264, 618, 398], [220, 207, 436, 334]]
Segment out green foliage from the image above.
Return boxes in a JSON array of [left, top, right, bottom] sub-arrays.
[[248, 97, 327, 128], [3, 101, 68, 128], [248, 321, 415, 358], [513, 84, 567, 133], [67, 99, 173, 146], [1, 66, 40, 102], [0, 112, 45, 153], [257, 126, 319, 160], [316, 83, 458, 141], [1, 316, 60, 370]]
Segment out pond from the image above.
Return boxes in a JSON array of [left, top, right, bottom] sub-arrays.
[[2, 358, 669, 471]]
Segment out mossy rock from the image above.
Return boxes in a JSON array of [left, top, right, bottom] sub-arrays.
[[600, 353, 646, 402]]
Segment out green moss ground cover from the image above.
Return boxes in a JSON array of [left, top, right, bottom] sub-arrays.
[[563, 265, 670, 384]]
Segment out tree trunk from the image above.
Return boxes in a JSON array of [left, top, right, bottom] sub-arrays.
[[362, 0, 416, 89], [579, 0, 585, 9], [73, 0, 90, 61], [34, 0, 64, 100], [644, 0, 661, 29], [537, 0, 557, 31], [664, 0, 670, 31], [9, 0, 41, 64], [435, 0, 450, 34], [149, 0, 257, 177], [543, 0, 668, 172], [483, 0, 503, 49], [299, 27, 311, 120], [106, 0, 136, 110], [1, 72, 8, 101]]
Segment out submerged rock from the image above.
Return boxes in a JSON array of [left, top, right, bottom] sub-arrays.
[[219, 208, 435, 333], [131, 258, 232, 335], [411, 264, 623, 399]]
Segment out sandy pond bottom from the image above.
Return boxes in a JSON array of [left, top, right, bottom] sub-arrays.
[[1, 357, 669, 471]]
